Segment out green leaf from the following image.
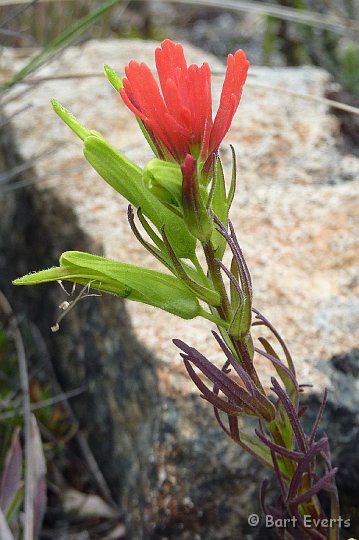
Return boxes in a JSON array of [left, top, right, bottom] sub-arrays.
[[4, 486, 23, 527], [51, 99, 92, 141], [83, 136, 196, 258], [136, 119, 160, 158], [103, 64, 123, 91], [13, 251, 201, 320], [228, 295, 252, 340], [227, 145, 237, 212], [83, 135, 142, 201], [51, 102, 196, 257], [259, 337, 297, 449], [143, 159, 183, 206], [182, 157, 213, 243], [210, 158, 228, 258], [237, 431, 274, 469]]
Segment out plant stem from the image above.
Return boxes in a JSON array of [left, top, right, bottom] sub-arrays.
[[201, 240, 265, 393], [199, 307, 229, 328], [202, 240, 231, 321]]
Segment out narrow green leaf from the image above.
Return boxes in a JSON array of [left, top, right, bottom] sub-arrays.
[[210, 158, 228, 258], [228, 295, 251, 340], [4, 486, 23, 527], [237, 431, 274, 469], [14, 251, 201, 320], [182, 156, 213, 243], [227, 145, 237, 211], [136, 119, 160, 158], [103, 64, 123, 91], [83, 135, 142, 202], [230, 256, 242, 310], [83, 136, 196, 258], [51, 100, 92, 141], [277, 406, 294, 450]]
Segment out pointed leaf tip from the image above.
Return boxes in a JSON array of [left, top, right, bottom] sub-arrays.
[[51, 99, 91, 141], [103, 64, 123, 90]]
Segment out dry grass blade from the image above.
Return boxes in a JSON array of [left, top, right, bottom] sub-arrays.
[[246, 80, 359, 115], [3, 68, 359, 117], [0, 386, 86, 421], [0, 508, 14, 540], [0, 145, 58, 185], [30, 416, 46, 540], [0, 0, 69, 4], [0, 290, 33, 540], [0, 0, 129, 93], [163, 0, 358, 34], [0, 0, 37, 26]]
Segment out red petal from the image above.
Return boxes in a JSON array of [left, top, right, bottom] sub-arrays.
[[163, 78, 192, 131], [155, 39, 187, 96], [123, 61, 167, 120], [210, 49, 249, 154]]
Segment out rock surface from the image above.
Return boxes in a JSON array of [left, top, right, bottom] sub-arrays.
[[1, 39, 359, 539]]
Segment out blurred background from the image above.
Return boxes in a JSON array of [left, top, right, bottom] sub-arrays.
[[1, 0, 359, 94]]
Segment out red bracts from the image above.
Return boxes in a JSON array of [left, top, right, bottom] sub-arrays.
[[120, 39, 249, 165]]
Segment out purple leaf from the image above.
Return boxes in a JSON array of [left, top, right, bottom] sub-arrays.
[[255, 429, 304, 462], [175, 339, 263, 417], [183, 359, 242, 415], [291, 468, 338, 507], [0, 428, 22, 513], [309, 389, 328, 446], [271, 378, 307, 453], [212, 332, 256, 395], [286, 437, 329, 502]]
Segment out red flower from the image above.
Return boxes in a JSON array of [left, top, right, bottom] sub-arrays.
[[120, 39, 249, 165]]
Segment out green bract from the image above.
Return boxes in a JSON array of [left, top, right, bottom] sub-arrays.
[[13, 251, 202, 320], [210, 149, 237, 258], [143, 159, 183, 207], [103, 64, 123, 91], [51, 100, 196, 259]]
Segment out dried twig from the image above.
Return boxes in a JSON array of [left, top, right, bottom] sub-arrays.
[[0, 386, 87, 421], [5, 70, 358, 116], [246, 80, 359, 116], [0, 104, 33, 128], [0, 144, 65, 186], [0, 0, 37, 26]]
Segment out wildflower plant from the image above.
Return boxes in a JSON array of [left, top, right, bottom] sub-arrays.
[[14, 40, 341, 539]]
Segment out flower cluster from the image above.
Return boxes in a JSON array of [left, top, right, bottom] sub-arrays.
[[120, 39, 249, 166]]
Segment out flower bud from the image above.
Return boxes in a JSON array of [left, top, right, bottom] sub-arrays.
[[143, 159, 183, 207], [181, 155, 212, 243]]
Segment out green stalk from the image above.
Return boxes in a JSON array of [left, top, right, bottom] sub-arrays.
[[201, 240, 265, 393], [202, 240, 231, 321]]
